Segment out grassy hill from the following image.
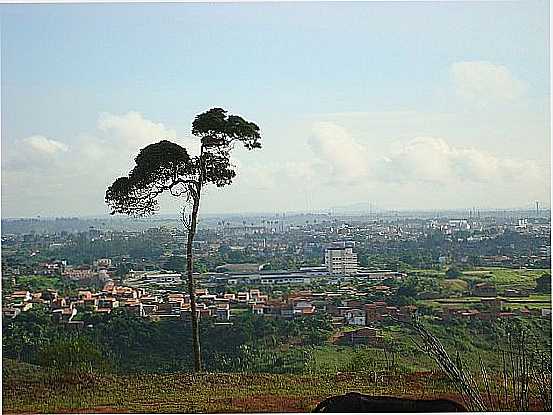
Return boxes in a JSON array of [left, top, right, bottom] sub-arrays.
[[3, 359, 458, 414]]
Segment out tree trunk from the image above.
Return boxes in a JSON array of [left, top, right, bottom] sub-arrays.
[[186, 195, 201, 372]]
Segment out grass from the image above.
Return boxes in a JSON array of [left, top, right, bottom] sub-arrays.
[[410, 267, 548, 293], [2, 359, 457, 414], [464, 267, 549, 291], [440, 279, 468, 292], [419, 295, 551, 311]]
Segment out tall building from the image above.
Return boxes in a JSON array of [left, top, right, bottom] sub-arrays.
[[325, 242, 358, 275]]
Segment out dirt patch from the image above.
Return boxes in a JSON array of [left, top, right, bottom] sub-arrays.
[[215, 394, 316, 413]]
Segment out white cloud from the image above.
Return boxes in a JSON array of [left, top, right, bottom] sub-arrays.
[[97, 111, 178, 150], [23, 135, 68, 155], [451, 61, 527, 104], [2, 112, 192, 216], [307, 122, 370, 182], [377, 136, 544, 186], [280, 122, 546, 200], [2, 135, 69, 174]]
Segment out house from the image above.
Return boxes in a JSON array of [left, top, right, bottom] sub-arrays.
[[51, 297, 67, 309], [237, 292, 250, 302], [93, 258, 112, 269], [53, 307, 77, 322], [82, 298, 98, 310], [337, 327, 382, 346], [397, 305, 417, 321], [167, 293, 185, 304], [12, 302, 33, 312], [365, 304, 383, 322], [472, 283, 496, 297], [181, 304, 204, 321], [345, 309, 366, 326], [195, 288, 209, 296], [264, 301, 285, 317], [102, 281, 116, 293], [199, 308, 212, 318], [157, 301, 181, 315], [459, 310, 480, 320], [256, 294, 269, 303], [3, 307, 20, 319], [295, 301, 315, 316], [126, 303, 144, 316], [345, 300, 364, 309], [10, 291, 31, 302], [142, 304, 158, 316], [30, 292, 44, 304], [140, 295, 160, 305], [251, 303, 264, 315], [440, 306, 460, 322], [97, 298, 119, 309], [115, 286, 136, 299], [504, 289, 525, 297], [78, 290, 93, 300], [280, 305, 297, 319], [63, 268, 95, 281], [216, 303, 230, 320]]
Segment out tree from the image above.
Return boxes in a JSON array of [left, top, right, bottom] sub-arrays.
[[105, 108, 261, 371], [535, 273, 551, 293], [445, 266, 462, 279]]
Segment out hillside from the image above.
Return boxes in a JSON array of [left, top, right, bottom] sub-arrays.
[[3, 359, 461, 413]]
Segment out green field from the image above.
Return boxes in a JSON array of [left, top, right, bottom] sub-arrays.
[[409, 267, 549, 292], [462, 267, 549, 291]]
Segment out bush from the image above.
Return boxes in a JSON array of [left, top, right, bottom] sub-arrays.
[[37, 336, 106, 373], [445, 266, 462, 279]]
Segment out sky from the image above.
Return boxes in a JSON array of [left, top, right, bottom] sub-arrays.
[[1, 1, 550, 217]]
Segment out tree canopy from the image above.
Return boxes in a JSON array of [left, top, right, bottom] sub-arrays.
[[105, 108, 261, 216]]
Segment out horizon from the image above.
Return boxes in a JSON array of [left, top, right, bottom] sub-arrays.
[[2, 204, 551, 222]]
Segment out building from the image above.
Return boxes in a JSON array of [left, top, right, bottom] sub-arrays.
[[345, 309, 366, 325], [336, 327, 382, 346], [472, 282, 497, 297], [325, 242, 358, 276]]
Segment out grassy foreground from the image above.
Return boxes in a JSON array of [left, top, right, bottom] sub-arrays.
[[3, 359, 458, 414]]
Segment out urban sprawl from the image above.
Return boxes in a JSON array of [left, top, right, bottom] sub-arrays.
[[2, 210, 551, 344]]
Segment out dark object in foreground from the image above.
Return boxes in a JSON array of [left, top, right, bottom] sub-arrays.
[[313, 392, 467, 412]]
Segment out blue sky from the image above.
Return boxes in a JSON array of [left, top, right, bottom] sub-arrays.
[[1, 1, 550, 217]]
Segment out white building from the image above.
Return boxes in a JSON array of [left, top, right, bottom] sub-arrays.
[[325, 243, 358, 276]]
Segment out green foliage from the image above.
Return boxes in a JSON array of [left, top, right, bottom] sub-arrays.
[[13, 275, 67, 292], [105, 108, 262, 217], [37, 336, 106, 373], [535, 273, 551, 293], [163, 255, 186, 272], [192, 108, 261, 150], [2, 308, 59, 362], [3, 307, 334, 374], [445, 266, 463, 279]]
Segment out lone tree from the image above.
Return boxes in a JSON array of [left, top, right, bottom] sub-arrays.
[[105, 108, 261, 372]]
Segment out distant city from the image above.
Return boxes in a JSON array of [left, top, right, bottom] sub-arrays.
[[3, 208, 550, 327]]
